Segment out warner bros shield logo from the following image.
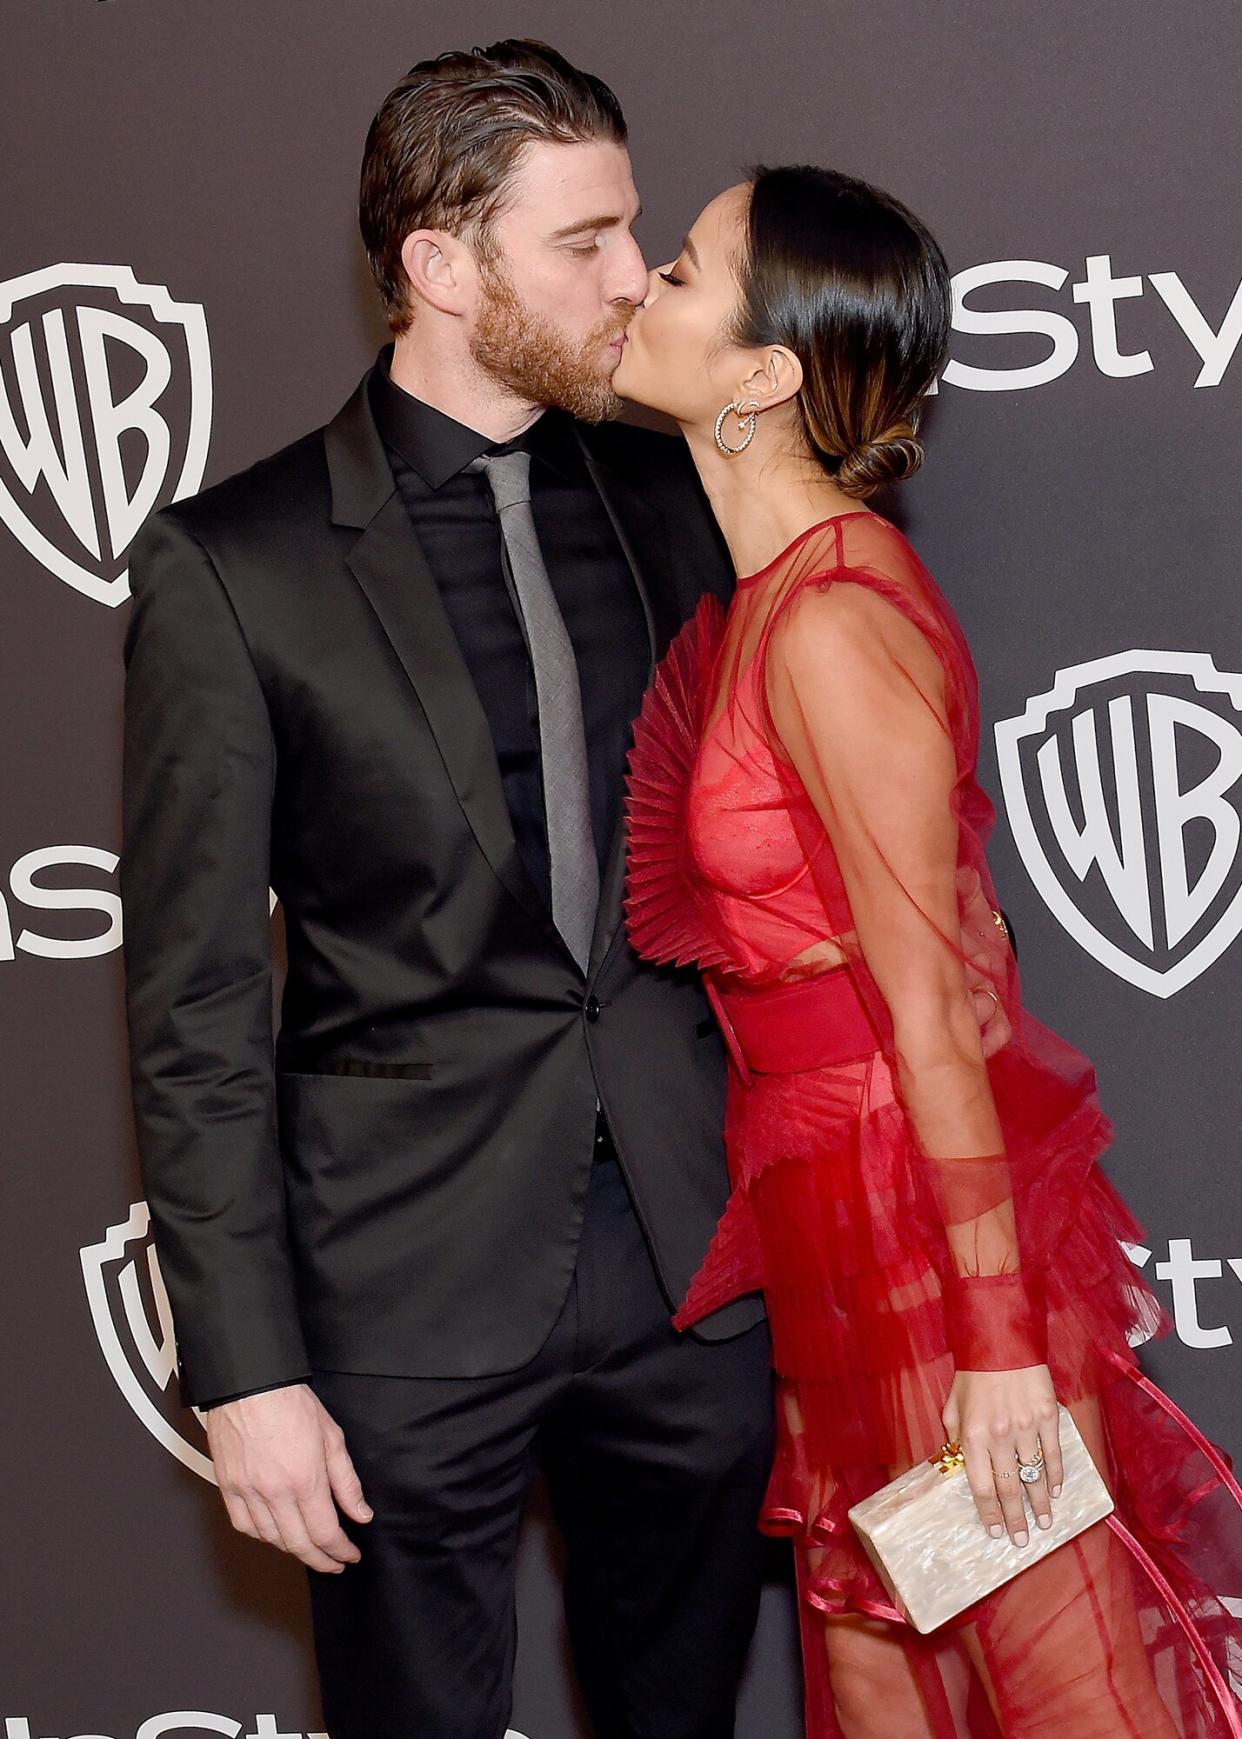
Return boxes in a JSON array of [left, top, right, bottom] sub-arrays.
[[996, 650, 1242, 998], [81, 1201, 216, 1483], [0, 263, 212, 607]]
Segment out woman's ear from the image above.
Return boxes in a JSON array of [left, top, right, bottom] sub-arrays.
[[738, 345, 803, 414], [400, 230, 472, 318]]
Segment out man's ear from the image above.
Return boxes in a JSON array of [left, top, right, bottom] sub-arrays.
[[738, 345, 803, 413], [400, 230, 474, 318]]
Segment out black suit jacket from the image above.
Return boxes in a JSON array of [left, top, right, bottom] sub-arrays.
[[121, 363, 763, 1409]]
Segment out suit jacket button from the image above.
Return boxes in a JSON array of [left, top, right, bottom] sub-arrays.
[[584, 995, 602, 1023]]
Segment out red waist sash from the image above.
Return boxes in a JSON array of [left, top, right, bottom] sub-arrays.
[[706, 968, 880, 1083]]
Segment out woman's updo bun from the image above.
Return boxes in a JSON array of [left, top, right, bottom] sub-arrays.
[[835, 420, 925, 499], [730, 166, 951, 500]]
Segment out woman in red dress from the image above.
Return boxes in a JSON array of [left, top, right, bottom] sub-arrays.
[[612, 166, 1242, 1736]]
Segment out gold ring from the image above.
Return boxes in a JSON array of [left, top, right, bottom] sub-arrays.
[[991, 909, 1009, 939], [981, 988, 1000, 1011]]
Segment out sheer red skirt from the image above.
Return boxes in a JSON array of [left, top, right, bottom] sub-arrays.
[[683, 967, 1242, 1736]]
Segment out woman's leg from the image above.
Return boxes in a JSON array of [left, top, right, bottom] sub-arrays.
[[804, 1597, 971, 1737]]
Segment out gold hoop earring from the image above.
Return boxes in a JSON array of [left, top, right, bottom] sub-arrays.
[[714, 401, 758, 456]]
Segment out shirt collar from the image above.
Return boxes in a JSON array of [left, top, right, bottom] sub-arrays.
[[370, 344, 578, 489]]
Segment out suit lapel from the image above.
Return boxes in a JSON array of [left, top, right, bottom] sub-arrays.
[[325, 371, 564, 954], [324, 371, 717, 980]]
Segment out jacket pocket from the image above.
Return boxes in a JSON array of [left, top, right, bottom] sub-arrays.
[[277, 1058, 435, 1080]]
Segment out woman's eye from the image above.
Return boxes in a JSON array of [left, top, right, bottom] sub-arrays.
[[658, 270, 684, 287]]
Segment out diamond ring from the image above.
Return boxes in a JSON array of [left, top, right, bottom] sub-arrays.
[[1016, 1448, 1045, 1486]]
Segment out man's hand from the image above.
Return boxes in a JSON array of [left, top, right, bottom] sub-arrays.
[[205, 1383, 372, 1573]]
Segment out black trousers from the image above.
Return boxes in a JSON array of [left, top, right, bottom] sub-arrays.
[[307, 1135, 776, 1739]]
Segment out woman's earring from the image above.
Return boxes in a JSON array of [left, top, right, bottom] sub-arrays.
[[714, 400, 758, 456]]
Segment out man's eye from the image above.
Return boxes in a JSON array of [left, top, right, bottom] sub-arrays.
[[568, 239, 601, 257], [658, 270, 684, 287]]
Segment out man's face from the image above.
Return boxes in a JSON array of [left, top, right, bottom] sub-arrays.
[[468, 139, 648, 421]]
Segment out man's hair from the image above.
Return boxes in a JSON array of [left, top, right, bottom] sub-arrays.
[[360, 39, 628, 334]]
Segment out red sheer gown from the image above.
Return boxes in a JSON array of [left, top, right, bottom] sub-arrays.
[[623, 511, 1242, 1737]]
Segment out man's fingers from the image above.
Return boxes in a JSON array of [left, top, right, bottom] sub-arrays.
[[324, 1427, 373, 1526], [220, 1480, 359, 1571], [300, 1482, 363, 1567], [270, 1491, 356, 1574], [221, 1489, 261, 1541], [244, 1493, 286, 1551]]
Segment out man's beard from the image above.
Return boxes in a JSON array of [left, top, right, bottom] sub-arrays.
[[470, 259, 631, 423]]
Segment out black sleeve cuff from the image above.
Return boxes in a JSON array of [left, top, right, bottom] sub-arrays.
[[199, 1375, 311, 1412]]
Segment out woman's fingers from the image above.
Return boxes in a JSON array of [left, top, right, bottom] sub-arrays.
[[964, 1438, 1006, 1538], [1040, 1407, 1066, 1497], [988, 1444, 1031, 1546], [1014, 1431, 1053, 1531]]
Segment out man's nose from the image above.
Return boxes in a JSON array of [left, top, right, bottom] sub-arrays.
[[609, 235, 652, 309]]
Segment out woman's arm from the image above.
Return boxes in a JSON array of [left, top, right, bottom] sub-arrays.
[[765, 578, 1062, 1542]]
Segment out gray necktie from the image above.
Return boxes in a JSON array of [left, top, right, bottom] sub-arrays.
[[469, 449, 599, 969]]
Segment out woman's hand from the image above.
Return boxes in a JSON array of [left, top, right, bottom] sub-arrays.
[[941, 1365, 1063, 1546]]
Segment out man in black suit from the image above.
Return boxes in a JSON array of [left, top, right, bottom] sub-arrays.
[[122, 39, 1006, 1739], [123, 41, 773, 1739]]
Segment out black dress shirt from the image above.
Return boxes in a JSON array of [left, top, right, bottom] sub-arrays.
[[368, 349, 651, 913]]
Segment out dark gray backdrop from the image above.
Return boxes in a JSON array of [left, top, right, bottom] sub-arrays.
[[2, 3, 1240, 1735]]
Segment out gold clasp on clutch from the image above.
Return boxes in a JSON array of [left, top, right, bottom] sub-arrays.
[[930, 1440, 966, 1477]]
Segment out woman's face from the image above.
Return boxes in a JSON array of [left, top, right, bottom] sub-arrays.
[[613, 183, 754, 427]]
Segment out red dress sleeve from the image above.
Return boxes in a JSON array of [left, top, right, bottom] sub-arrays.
[[762, 561, 1047, 1372]]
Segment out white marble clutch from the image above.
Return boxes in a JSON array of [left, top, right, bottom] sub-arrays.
[[847, 1406, 1114, 1633]]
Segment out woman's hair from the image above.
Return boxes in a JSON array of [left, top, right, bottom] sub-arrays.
[[731, 165, 952, 499], [360, 39, 627, 334]]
